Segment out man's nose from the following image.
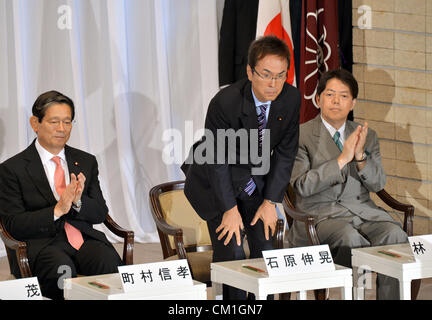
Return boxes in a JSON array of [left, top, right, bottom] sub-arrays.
[[269, 78, 276, 87], [57, 121, 66, 131]]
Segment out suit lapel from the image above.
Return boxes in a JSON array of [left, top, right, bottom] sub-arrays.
[[312, 116, 341, 161], [239, 82, 259, 130], [65, 145, 81, 176], [240, 81, 288, 147], [24, 141, 57, 205]]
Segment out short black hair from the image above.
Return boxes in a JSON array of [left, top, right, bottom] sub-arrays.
[[316, 69, 359, 99], [247, 35, 291, 70], [32, 90, 75, 122]]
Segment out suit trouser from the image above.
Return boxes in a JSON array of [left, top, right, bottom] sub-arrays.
[[206, 190, 274, 300], [32, 231, 123, 300], [315, 215, 408, 300]]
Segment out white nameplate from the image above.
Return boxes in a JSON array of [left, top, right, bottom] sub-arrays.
[[118, 259, 193, 293], [0, 277, 42, 300], [262, 245, 335, 276], [409, 235, 432, 262]]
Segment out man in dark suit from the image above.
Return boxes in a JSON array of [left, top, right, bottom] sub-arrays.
[[182, 36, 301, 299], [0, 91, 122, 300]]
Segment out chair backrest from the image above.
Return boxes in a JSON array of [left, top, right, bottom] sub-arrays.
[[149, 181, 212, 259]]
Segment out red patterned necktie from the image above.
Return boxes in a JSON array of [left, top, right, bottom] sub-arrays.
[[52, 156, 84, 250]]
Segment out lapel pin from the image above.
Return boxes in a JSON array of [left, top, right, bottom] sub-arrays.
[[278, 117, 283, 121], [74, 162, 79, 166]]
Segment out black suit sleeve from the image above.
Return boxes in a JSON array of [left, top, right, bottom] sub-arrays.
[[203, 98, 238, 213], [0, 163, 57, 240], [263, 89, 301, 203]]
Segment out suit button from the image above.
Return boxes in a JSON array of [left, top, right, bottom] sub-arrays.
[[357, 196, 360, 200], [238, 187, 243, 191], [337, 200, 341, 203]]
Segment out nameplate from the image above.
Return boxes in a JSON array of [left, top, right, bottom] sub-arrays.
[[262, 245, 335, 276], [118, 259, 193, 292], [409, 235, 432, 262], [0, 277, 42, 300]]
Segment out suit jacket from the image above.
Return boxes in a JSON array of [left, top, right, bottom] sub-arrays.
[[287, 115, 396, 247], [218, 0, 259, 86], [181, 78, 301, 221], [0, 140, 111, 276]]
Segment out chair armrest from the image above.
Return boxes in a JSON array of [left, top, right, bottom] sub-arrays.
[[283, 205, 321, 246], [0, 220, 32, 277], [376, 189, 414, 236], [103, 214, 135, 265], [274, 219, 285, 249], [376, 189, 414, 214]]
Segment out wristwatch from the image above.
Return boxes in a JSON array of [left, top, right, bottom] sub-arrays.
[[352, 152, 367, 162], [73, 199, 82, 209]]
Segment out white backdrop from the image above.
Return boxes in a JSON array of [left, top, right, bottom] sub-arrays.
[[0, 0, 226, 256]]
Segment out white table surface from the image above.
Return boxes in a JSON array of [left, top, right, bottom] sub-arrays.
[[351, 243, 432, 300], [211, 258, 352, 300], [64, 273, 207, 300]]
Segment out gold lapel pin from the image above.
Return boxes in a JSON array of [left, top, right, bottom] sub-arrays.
[[277, 117, 283, 121]]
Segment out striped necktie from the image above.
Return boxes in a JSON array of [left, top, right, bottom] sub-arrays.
[[333, 131, 343, 152], [244, 104, 268, 196]]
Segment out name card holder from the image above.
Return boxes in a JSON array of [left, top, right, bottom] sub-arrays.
[[409, 235, 432, 262], [262, 244, 335, 276], [0, 277, 42, 300], [118, 259, 193, 293]]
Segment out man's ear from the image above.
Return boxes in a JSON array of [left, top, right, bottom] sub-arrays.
[[29, 116, 39, 134], [315, 94, 321, 108], [351, 98, 357, 111], [246, 65, 253, 81]]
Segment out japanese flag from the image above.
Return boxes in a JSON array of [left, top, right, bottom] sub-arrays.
[[256, 0, 296, 86]]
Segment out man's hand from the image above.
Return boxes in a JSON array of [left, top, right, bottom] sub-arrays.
[[337, 125, 361, 169], [73, 172, 86, 205], [54, 173, 78, 217], [354, 122, 368, 170], [250, 200, 278, 240], [216, 206, 244, 246]]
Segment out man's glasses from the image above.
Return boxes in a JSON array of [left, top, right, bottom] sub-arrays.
[[252, 68, 287, 82]]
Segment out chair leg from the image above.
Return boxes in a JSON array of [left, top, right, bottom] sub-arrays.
[[411, 279, 421, 300], [314, 289, 328, 300]]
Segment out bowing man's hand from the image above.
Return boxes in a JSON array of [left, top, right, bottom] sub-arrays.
[[216, 206, 244, 246], [250, 200, 278, 241]]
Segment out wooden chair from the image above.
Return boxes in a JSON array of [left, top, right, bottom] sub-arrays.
[[149, 180, 285, 286], [282, 184, 420, 300], [0, 213, 134, 278]]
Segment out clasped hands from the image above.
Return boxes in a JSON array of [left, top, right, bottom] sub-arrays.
[[337, 122, 369, 170], [54, 173, 86, 218], [216, 199, 277, 246]]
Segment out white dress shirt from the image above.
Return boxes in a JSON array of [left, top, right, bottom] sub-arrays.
[[35, 139, 70, 220], [321, 115, 346, 146]]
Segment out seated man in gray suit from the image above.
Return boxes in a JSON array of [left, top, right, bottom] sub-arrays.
[[287, 69, 407, 300]]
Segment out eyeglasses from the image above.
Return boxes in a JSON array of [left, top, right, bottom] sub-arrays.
[[45, 119, 75, 128], [252, 68, 287, 82]]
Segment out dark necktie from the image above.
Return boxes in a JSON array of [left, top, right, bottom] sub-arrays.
[[333, 131, 343, 152], [244, 104, 268, 196]]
